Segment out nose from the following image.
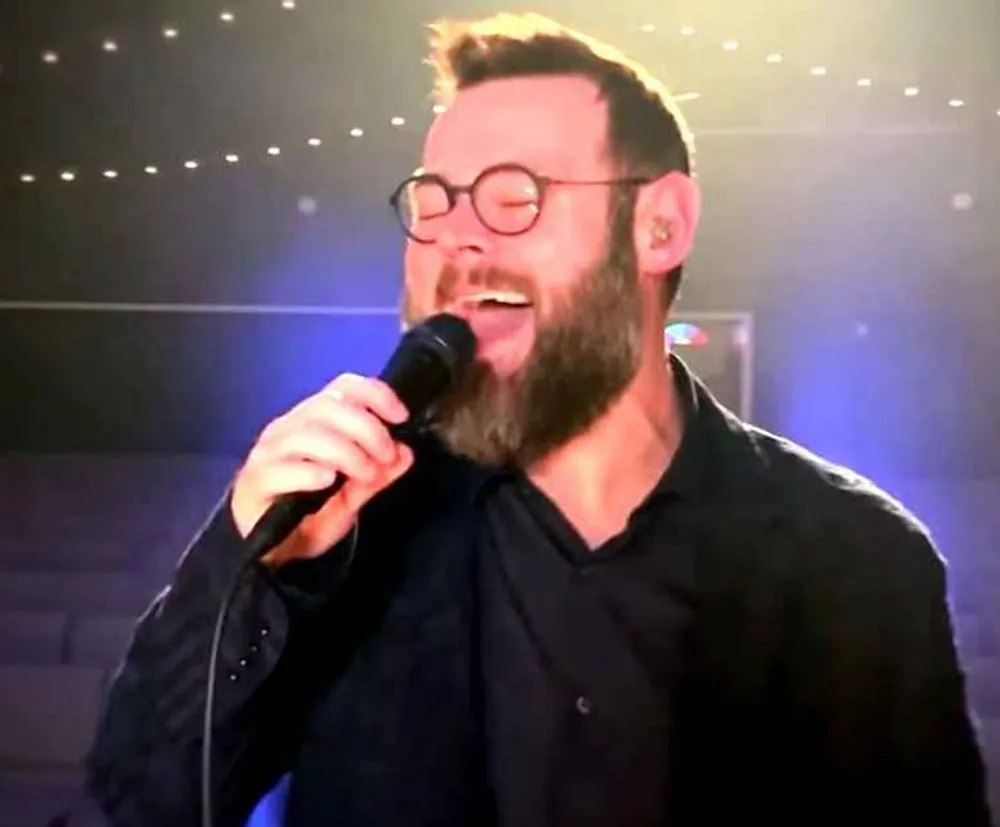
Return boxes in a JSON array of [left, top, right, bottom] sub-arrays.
[[433, 197, 492, 261]]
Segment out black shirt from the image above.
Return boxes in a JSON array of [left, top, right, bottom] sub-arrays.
[[84, 356, 995, 827]]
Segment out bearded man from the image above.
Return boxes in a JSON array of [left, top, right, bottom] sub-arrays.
[[86, 13, 993, 827]]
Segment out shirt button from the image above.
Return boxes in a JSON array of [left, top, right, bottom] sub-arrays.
[[575, 696, 593, 715]]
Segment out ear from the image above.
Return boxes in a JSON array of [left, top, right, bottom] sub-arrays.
[[632, 171, 702, 282]]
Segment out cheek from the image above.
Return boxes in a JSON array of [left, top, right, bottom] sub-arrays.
[[403, 244, 439, 300]]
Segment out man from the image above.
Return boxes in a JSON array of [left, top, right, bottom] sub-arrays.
[[86, 12, 993, 827]]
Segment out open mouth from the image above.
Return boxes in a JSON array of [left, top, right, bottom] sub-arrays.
[[457, 290, 533, 310]]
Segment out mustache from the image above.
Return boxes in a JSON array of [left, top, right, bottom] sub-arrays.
[[435, 265, 538, 306]]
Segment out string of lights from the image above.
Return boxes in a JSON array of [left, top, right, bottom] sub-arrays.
[[4, 9, 997, 186]]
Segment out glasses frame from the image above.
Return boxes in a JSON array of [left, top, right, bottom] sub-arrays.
[[389, 162, 651, 244]]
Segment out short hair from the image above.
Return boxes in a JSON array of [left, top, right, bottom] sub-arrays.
[[426, 12, 696, 310]]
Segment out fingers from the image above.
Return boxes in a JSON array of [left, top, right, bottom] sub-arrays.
[[230, 373, 415, 544]]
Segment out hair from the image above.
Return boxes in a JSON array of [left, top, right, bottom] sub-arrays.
[[426, 12, 696, 311]]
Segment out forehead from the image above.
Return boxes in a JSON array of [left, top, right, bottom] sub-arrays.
[[421, 75, 610, 180]]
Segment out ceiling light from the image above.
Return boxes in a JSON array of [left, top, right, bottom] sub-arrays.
[[348, 127, 364, 137], [163, 27, 179, 39], [765, 53, 783, 64], [102, 170, 118, 179], [810, 66, 827, 76], [144, 166, 158, 175], [41, 50, 59, 64], [220, 11, 235, 22], [184, 160, 198, 169], [722, 40, 739, 52], [857, 78, 873, 87], [948, 98, 964, 108], [390, 116, 406, 126], [224, 153, 239, 163], [59, 170, 76, 182], [640, 23, 655, 33], [102, 39, 118, 52], [904, 86, 920, 97], [282, 0, 296, 8], [432, 104, 447, 115], [679, 26, 696, 36], [307, 138, 322, 146], [20, 174, 35, 183], [267, 146, 281, 155]]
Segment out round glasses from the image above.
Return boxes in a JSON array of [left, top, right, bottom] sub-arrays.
[[389, 162, 650, 244]]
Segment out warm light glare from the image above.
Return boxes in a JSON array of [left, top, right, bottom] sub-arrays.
[[102, 39, 118, 52], [163, 27, 179, 39], [60, 171, 76, 182], [42, 50, 59, 64], [102, 170, 118, 179], [224, 153, 239, 163], [349, 127, 364, 137], [144, 166, 159, 175], [765, 53, 783, 64], [20, 174, 35, 183], [282, 0, 296, 8], [390, 116, 406, 126], [267, 146, 281, 156], [640, 23, 655, 33], [184, 160, 198, 169], [904, 87, 920, 97], [679, 26, 696, 36], [949, 99, 965, 108], [220, 11, 235, 22], [722, 40, 739, 52], [857, 78, 873, 87], [432, 104, 447, 115], [810, 66, 828, 76], [307, 138, 322, 146]]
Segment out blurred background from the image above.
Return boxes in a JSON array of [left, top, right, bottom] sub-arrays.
[[0, 0, 997, 823]]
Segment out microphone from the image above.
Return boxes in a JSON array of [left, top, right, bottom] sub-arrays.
[[244, 312, 476, 558]]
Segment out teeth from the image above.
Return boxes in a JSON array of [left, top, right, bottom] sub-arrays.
[[464, 290, 531, 307]]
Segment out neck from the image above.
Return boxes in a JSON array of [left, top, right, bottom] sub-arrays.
[[525, 342, 684, 549]]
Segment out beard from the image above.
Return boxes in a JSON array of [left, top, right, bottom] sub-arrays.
[[402, 196, 643, 469]]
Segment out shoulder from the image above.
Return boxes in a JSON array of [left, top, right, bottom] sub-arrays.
[[739, 423, 946, 589]]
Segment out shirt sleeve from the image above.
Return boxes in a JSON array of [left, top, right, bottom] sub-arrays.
[[885, 530, 995, 825], [789, 502, 995, 826], [84, 491, 354, 827]]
